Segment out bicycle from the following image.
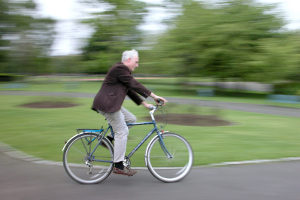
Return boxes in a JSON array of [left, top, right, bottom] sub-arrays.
[[62, 103, 193, 184]]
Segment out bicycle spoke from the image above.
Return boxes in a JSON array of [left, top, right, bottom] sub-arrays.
[[88, 136, 92, 154], [80, 137, 89, 154], [71, 146, 87, 156]]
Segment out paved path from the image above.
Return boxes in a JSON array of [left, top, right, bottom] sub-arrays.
[[1, 151, 300, 200], [1, 91, 299, 117]]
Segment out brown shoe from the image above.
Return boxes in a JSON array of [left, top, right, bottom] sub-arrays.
[[113, 167, 137, 176]]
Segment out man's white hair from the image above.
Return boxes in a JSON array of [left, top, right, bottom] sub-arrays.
[[122, 49, 139, 62]]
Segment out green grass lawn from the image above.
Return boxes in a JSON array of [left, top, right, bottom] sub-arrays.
[[0, 95, 299, 166]]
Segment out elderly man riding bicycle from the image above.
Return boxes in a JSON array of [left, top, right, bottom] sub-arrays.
[[91, 49, 167, 176]]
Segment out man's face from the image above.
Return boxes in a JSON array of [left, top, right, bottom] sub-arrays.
[[127, 57, 139, 71]]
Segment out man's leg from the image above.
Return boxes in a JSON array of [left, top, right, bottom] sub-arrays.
[[101, 110, 128, 163], [103, 107, 136, 143], [100, 110, 136, 176], [121, 107, 137, 124]]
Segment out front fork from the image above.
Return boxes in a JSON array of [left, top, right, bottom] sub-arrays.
[[158, 131, 173, 159]]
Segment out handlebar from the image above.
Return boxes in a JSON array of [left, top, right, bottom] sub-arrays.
[[146, 98, 166, 111], [149, 99, 164, 111], [149, 105, 156, 110], [156, 98, 164, 106]]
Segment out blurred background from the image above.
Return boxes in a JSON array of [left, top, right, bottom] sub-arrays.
[[0, 0, 300, 97]]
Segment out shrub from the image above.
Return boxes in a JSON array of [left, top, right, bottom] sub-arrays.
[[0, 74, 25, 82], [273, 82, 300, 95]]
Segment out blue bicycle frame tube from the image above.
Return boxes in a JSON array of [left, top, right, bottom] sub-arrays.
[[127, 122, 154, 126], [93, 159, 113, 163], [89, 126, 111, 158], [127, 127, 157, 158]]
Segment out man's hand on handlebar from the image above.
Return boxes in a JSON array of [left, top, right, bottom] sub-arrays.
[[150, 93, 168, 106], [142, 101, 155, 110], [154, 98, 166, 106], [142, 93, 167, 110]]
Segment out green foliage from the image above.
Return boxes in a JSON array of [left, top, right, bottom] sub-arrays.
[[51, 55, 84, 73], [273, 82, 300, 95], [146, 0, 299, 82], [0, 73, 25, 82], [81, 0, 147, 74], [284, 31, 300, 81], [0, 0, 55, 74]]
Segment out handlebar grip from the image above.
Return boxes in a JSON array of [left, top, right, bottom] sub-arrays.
[[156, 98, 164, 106], [149, 105, 156, 110]]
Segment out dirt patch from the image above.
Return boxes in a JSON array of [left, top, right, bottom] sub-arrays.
[[144, 113, 233, 126], [20, 101, 79, 108]]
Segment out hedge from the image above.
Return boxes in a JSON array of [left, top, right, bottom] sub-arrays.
[[0, 74, 25, 82]]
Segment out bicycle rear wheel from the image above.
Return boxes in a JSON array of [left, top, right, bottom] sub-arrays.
[[145, 133, 193, 182], [63, 133, 113, 184]]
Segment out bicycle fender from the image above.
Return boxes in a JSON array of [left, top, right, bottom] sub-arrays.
[[62, 132, 85, 152]]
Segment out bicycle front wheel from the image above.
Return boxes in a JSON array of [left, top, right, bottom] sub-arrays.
[[145, 133, 193, 183], [63, 133, 114, 184]]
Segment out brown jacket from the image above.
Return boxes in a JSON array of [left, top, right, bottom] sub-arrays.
[[92, 62, 151, 113]]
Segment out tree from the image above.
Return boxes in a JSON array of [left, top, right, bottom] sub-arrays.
[[148, 0, 290, 81], [0, 0, 55, 74], [284, 31, 300, 81], [81, 0, 147, 74]]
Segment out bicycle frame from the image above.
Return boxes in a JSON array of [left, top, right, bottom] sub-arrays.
[[79, 107, 172, 163], [126, 121, 159, 159]]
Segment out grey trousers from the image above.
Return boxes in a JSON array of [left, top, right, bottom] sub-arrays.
[[99, 107, 136, 163]]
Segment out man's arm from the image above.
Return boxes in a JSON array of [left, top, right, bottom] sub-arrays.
[[117, 66, 167, 108], [149, 92, 168, 105], [116, 66, 151, 98], [140, 93, 168, 109], [127, 89, 143, 105]]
